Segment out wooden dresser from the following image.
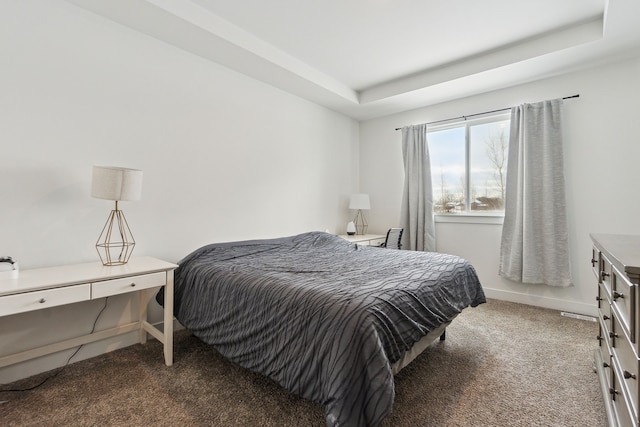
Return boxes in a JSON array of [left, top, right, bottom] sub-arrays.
[[592, 234, 640, 427]]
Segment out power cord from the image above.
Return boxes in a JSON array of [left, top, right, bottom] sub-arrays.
[[0, 296, 110, 394]]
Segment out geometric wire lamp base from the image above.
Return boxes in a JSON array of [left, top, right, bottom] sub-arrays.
[[96, 206, 136, 266], [353, 209, 368, 235]]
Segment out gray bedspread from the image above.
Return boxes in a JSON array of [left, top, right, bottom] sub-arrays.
[[163, 231, 485, 427]]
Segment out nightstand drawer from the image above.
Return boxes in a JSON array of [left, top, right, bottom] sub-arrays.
[[338, 234, 386, 247], [0, 284, 91, 316], [92, 272, 166, 299], [361, 238, 385, 246]]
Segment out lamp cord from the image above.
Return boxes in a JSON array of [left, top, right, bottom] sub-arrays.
[[0, 297, 109, 395]]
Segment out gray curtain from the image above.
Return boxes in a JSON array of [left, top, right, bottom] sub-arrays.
[[400, 124, 436, 252], [499, 99, 573, 287]]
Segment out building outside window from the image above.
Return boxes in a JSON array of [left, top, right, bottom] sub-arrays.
[[428, 112, 510, 215]]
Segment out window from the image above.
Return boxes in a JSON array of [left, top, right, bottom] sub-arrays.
[[428, 112, 510, 215]]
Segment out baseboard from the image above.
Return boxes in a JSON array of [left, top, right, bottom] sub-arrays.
[[483, 287, 598, 317]]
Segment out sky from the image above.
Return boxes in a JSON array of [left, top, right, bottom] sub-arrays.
[[428, 118, 509, 208]]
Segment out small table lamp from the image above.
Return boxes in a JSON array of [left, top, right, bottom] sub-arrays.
[[349, 193, 370, 235], [91, 166, 143, 266]]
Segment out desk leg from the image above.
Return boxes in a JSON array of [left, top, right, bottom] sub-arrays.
[[139, 289, 149, 345], [163, 270, 174, 366]]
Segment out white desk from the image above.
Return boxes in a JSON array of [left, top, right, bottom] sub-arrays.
[[0, 256, 178, 368], [338, 234, 386, 246]]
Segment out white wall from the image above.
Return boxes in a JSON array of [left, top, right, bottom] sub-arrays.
[[0, 1, 358, 383], [360, 55, 640, 316]]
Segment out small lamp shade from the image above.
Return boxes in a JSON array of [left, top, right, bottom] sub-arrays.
[[92, 166, 143, 266], [349, 193, 370, 210], [91, 166, 142, 201], [92, 166, 143, 201]]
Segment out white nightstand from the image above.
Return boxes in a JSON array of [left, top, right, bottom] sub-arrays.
[[0, 256, 178, 368], [338, 234, 386, 246]]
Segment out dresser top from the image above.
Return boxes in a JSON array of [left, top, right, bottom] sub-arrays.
[[591, 234, 640, 277], [0, 256, 178, 297]]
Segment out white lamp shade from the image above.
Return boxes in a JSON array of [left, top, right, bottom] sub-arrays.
[[92, 166, 143, 201], [349, 193, 370, 210]]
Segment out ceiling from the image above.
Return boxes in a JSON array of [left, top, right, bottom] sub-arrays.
[[66, 0, 640, 120]]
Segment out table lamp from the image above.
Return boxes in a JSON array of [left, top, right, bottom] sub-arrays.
[[91, 166, 143, 266], [349, 193, 370, 235]]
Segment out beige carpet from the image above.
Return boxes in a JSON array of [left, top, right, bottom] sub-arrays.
[[0, 299, 606, 426]]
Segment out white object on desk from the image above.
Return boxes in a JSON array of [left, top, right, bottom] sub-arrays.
[[346, 221, 356, 235], [338, 234, 386, 246], [0, 257, 18, 280], [0, 256, 178, 368]]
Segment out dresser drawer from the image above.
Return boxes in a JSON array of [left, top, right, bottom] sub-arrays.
[[605, 351, 614, 394], [611, 362, 637, 427], [597, 326, 613, 389], [613, 314, 640, 417], [592, 246, 601, 280], [0, 284, 91, 316], [600, 320, 614, 367], [612, 264, 636, 343], [599, 283, 612, 332], [92, 272, 166, 299], [602, 254, 614, 299]]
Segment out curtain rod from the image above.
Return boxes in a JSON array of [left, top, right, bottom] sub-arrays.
[[394, 94, 579, 131]]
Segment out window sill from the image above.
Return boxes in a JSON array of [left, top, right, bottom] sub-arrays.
[[434, 214, 504, 225]]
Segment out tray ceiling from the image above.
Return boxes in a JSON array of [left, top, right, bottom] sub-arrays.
[[66, 0, 640, 120]]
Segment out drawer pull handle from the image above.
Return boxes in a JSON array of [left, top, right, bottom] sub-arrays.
[[602, 272, 610, 280], [624, 371, 637, 380], [130, 283, 136, 287], [613, 291, 624, 300], [603, 362, 610, 368], [609, 332, 618, 339], [596, 296, 603, 302], [610, 387, 618, 396], [603, 315, 610, 320], [39, 298, 46, 304], [591, 258, 598, 267]]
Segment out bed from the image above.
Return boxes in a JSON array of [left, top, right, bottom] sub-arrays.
[[158, 231, 485, 427]]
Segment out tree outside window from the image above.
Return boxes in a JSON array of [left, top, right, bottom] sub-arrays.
[[428, 113, 509, 215]]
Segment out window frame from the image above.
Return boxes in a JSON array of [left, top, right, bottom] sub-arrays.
[[428, 111, 510, 222]]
